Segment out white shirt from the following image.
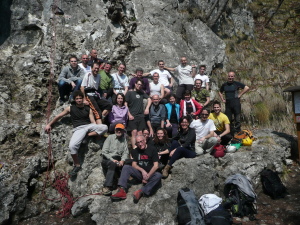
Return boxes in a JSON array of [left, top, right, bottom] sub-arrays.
[[150, 69, 172, 86], [150, 82, 162, 96], [112, 73, 129, 93], [175, 65, 194, 85], [194, 74, 210, 88], [81, 72, 100, 89], [78, 63, 91, 74], [190, 119, 216, 140]]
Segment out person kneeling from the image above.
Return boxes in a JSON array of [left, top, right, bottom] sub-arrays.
[[110, 135, 162, 203]]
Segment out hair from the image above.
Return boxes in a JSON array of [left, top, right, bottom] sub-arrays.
[[69, 55, 78, 62], [213, 100, 221, 107], [142, 128, 150, 133], [184, 90, 191, 96], [135, 78, 144, 85], [136, 67, 143, 73], [153, 128, 169, 144], [158, 60, 164, 65], [114, 93, 125, 106], [104, 62, 112, 66], [152, 72, 159, 77], [135, 135, 145, 141], [201, 108, 210, 114], [194, 79, 203, 85], [199, 65, 206, 69], [73, 90, 84, 98], [92, 62, 100, 68]]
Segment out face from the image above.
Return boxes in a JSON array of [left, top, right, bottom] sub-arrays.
[[90, 50, 97, 59], [195, 80, 202, 89], [158, 61, 164, 69], [81, 55, 89, 64], [74, 95, 83, 105], [135, 81, 143, 91], [136, 70, 143, 78], [199, 67, 206, 75], [116, 95, 124, 105], [92, 64, 100, 75], [169, 96, 176, 104], [69, 57, 78, 68], [104, 64, 112, 73], [118, 64, 126, 74], [156, 130, 164, 140], [152, 95, 160, 105], [184, 94, 191, 101], [136, 137, 146, 149], [213, 104, 221, 114], [115, 128, 124, 137], [200, 110, 209, 121], [228, 72, 235, 82], [180, 119, 190, 129], [143, 130, 150, 140], [180, 57, 187, 66]]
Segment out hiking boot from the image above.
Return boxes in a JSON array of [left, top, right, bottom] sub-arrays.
[[133, 189, 143, 203], [59, 99, 65, 106], [162, 165, 171, 179], [102, 186, 112, 196], [69, 166, 81, 176], [110, 187, 126, 201]]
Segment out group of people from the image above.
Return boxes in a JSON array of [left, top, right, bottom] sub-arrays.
[[45, 50, 249, 203]]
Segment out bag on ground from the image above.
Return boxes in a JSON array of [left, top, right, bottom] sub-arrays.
[[261, 169, 287, 199], [211, 144, 226, 158], [204, 205, 233, 225], [231, 129, 254, 144], [177, 187, 205, 225], [223, 174, 257, 220]]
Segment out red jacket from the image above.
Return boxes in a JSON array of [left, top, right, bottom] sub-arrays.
[[180, 99, 202, 118]]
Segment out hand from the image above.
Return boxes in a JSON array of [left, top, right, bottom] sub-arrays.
[[169, 83, 173, 87], [217, 136, 221, 143], [119, 161, 124, 167], [132, 73, 137, 77], [222, 99, 226, 103], [199, 137, 206, 142], [149, 130, 154, 137], [170, 149, 176, 157], [45, 125, 51, 133], [83, 100, 89, 105], [142, 171, 148, 181], [71, 82, 76, 89], [103, 93, 107, 98], [166, 123, 172, 128], [129, 114, 134, 120]]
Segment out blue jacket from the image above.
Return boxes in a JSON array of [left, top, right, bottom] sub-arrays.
[[165, 103, 180, 122]]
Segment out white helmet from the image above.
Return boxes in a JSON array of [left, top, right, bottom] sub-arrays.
[[226, 145, 237, 153]]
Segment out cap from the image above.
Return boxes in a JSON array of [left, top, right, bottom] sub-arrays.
[[115, 123, 125, 130]]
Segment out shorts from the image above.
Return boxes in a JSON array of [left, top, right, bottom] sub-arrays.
[[127, 116, 146, 131]]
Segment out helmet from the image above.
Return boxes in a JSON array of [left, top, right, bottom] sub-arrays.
[[242, 137, 253, 146], [226, 145, 237, 153]]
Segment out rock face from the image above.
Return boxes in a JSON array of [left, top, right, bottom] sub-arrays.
[[0, 0, 292, 224]]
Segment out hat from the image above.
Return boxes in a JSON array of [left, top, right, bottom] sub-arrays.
[[115, 123, 125, 130]]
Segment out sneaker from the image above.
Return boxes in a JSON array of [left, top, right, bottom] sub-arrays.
[[110, 187, 127, 201], [69, 166, 81, 176], [133, 189, 143, 203], [59, 99, 64, 106], [68, 95, 74, 103], [102, 186, 112, 196]]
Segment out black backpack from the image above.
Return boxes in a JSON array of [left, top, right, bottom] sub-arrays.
[[261, 169, 287, 199], [177, 188, 205, 225], [204, 205, 233, 225], [224, 184, 257, 221]]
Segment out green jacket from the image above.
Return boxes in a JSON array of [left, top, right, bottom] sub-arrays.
[[102, 134, 129, 161]]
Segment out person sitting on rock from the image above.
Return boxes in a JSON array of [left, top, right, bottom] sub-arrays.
[[164, 57, 196, 103], [190, 109, 218, 155], [87, 49, 105, 68], [208, 101, 232, 145], [112, 64, 129, 100], [146, 94, 166, 137], [78, 54, 91, 74], [129, 67, 150, 95], [108, 93, 128, 133], [44, 90, 108, 177], [149, 72, 167, 103], [165, 94, 180, 138], [180, 90, 202, 120], [142, 128, 154, 146], [154, 128, 171, 167], [80, 62, 112, 124], [58, 55, 85, 105], [99, 62, 113, 100], [162, 116, 196, 178], [101, 123, 129, 196], [191, 79, 210, 108], [110, 135, 162, 203], [194, 65, 209, 90]]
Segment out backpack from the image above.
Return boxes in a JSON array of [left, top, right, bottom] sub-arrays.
[[261, 169, 287, 199], [177, 188, 205, 225], [231, 129, 254, 144], [224, 174, 257, 220], [210, 144, 226, 158], [204, 205, 233, 225]]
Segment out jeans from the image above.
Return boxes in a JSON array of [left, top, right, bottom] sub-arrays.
[[58, 79, 82, 101], [175, 84, 194, 103], [168, 140, 196, 166]]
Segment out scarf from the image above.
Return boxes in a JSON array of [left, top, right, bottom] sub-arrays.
[[183, 100, 196, 116]]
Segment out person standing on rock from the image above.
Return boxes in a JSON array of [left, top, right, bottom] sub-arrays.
[[218, 71, 249, 134], [101, 123, 129, 196], [87, 49, 105, 68], [129, 67, 150, 95], [110, 135, 162, 203], [208, 101, 232, 145], [58, 55, 85, 105], [44, 90, 108, 177], [80, 63, 112, 124], [111, 64, 129, 100], [194, 65, 210, 90], [164, 57, 196, 103], [78, 54, 91, 74]]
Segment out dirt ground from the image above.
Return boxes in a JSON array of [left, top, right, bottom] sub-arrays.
[[18, 163, 300, 225]]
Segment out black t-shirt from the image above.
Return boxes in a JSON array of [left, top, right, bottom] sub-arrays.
[[70, 105, 90, 128], [186, 102, 193, 115], [131, 145, 159, 172], [125, 90, 149, 118], [220, 81, 245, 100], [170, 104, 178, 123]]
